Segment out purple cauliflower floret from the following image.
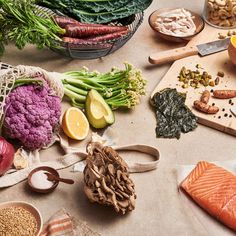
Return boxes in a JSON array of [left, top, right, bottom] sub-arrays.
[[4, 84, 61, 150]]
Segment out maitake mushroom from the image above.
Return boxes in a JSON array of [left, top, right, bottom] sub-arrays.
[[83, 142, 136, 214]]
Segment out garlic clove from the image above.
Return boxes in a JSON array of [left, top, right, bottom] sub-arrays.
[[13, 148, 28, 170]]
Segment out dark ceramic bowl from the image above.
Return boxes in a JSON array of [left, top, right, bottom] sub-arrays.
[[149, 8, 205, 43], [28, 166, 59, 193]]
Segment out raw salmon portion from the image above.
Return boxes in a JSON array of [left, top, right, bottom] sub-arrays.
[[181, 161, 236, 231]]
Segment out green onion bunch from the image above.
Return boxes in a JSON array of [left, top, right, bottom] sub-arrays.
[[62, 63, 147, 109]]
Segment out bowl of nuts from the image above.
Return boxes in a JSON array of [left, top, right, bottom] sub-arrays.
[[0, 201, 43, 236], [203, 0, 236, 29]]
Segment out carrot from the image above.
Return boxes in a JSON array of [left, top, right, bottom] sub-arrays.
[[193, 100, 219, 114], [63, 29, 128, 45], [65, 24, 128, 38], [200, 90, 210, 104], [213, 90, 236, 99], [54, 16, 79, 28], [86, 30, 129, 42], [62, 37, 112, 49], [54, 16, 108, 28]]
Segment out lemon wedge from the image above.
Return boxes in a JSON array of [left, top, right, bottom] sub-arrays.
[[62, 107, 89, 140]]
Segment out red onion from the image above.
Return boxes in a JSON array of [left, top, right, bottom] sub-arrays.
[[0, 137, 15, 176]]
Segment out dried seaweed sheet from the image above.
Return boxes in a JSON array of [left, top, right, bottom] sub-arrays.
[[152, 88, 198, 139]]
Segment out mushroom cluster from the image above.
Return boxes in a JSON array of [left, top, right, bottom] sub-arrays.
[[84, 142, 136, 214]]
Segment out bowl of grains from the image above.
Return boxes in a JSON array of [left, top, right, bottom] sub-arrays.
[[0, 201, 42, 236]]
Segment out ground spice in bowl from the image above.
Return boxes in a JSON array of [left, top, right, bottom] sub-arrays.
[[0, 206, 38, 236], [31, 170, 55, 189], [28, 166, 60, 193]]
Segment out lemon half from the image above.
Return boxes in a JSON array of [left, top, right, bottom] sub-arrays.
[[62, 107, 89, 140]]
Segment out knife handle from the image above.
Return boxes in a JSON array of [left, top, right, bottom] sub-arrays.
[[149, 46, 198, 65]]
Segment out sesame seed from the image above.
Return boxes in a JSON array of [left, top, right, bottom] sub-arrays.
[[0, 206, 37, 236]]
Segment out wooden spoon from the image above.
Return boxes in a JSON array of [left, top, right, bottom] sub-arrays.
[[45, 172, 75, 185]]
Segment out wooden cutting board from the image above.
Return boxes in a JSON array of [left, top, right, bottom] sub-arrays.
[[151, 25, 236, 136]]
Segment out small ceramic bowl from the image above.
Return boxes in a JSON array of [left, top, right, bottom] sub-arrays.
[[0, 201, 43, 236], [149, 8, 205, 43], [28, 166, 59, 193]]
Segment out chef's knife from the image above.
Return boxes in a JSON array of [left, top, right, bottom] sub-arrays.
[[149, 38, 230, 65]]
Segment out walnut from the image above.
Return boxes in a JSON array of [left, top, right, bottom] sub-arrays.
[[83, 142, 136, 214]]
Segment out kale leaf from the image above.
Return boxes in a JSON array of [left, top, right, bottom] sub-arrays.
[[152, 88, 198, 139], [37, 0, 153, 23]]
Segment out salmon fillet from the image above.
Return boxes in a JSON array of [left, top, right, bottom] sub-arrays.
[[180, 161, 236, 231]]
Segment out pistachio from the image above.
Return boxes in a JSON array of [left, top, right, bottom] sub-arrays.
[[218, 33, 226, 39], [215, 77, 220, 85], [228, 30, 233, 36], [209, 80, 215, 86], [178, 66, 220, 89], [182, 84, 188, 89], [196, 64, 202, 69], [217, 71, 225, 77]]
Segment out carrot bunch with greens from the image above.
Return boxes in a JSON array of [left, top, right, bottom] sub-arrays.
[[62, 63, 146, 109], [0, 0, 65, 55], [53, 16, 129, 46]]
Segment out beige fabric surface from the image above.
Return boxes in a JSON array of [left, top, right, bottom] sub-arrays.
[[0, 0, 235, 235], [0, 128, 159, 188]]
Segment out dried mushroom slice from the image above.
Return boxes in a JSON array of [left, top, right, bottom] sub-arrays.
[[83, 142, 136, 214]]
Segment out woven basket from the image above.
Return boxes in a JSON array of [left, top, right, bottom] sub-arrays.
[[38, 6, 144, 59]]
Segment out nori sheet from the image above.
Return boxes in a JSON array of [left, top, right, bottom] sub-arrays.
[[152, 88, 198, 139]]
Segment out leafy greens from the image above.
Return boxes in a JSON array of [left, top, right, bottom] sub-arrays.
[[0, 0, 65, 55], [37, 0, 153, 23], [152, 88, 198, 139]]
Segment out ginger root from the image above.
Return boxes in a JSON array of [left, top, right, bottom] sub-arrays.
[[213, 90, 236, 99], [194, 100, 219, 114], [200, 90, 211, 104]]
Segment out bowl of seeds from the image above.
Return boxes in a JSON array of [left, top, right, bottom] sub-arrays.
[[0, 201, 42, 236]]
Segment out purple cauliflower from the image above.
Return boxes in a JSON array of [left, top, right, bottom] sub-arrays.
[[3, 84, 61, 150]]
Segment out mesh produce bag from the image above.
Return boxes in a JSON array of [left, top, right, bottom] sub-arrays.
[[0, 63, 64, 124]]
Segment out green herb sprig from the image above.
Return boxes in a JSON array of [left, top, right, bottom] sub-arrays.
[[0, 0, 65, 55]]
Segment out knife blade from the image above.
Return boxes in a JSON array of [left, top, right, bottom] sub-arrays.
[[197, 38, 230, 56], [149, 38, 230, 65], [230, 107, 236, 117]]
